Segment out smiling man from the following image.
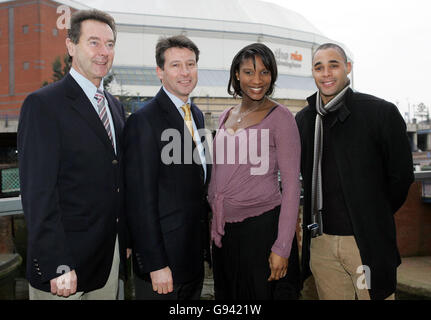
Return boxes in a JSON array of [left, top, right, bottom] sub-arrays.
[[295, 43, 414, 300], [123, 35, 211, 300], [18, 9, 127, 300]]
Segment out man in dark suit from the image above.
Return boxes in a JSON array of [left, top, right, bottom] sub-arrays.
[[124, 35, 211, 300], [18, 9, 127, 300]]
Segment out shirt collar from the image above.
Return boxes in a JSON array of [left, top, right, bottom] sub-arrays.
[[69, 67, 105, 103], [162, 86, 191, 111]]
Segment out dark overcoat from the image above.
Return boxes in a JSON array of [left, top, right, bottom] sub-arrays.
[[295, 88, 414, 300]]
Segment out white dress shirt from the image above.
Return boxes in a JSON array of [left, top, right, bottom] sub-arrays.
[[69, 68, 117, 154], [162, 86, 207, 182]]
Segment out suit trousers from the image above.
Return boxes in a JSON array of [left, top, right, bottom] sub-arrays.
[[310, 233, 395, 300], [29, 236, 120, 300], [134, 271, 204, 300]]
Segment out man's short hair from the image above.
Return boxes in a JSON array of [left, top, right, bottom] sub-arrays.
[[313, 43, 348, 64], [67, 10, 116, 63], [228, 42, 278, 97], [155, 35, 200, 69], [68, 9, 117, 44]]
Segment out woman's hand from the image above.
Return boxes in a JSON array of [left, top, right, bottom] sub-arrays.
[[268, 251, 288, 281]]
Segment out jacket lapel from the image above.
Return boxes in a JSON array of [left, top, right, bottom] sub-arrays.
[[105, 93, 124, 156], [191, 104, 203, 130], [190, 103, 207, 184], [338, 88, 353, 123], [64, 74, 115, 155], [156, 88, 206, 183], [191, 103, 206, 143], [156, 88, 186, 135], [191, 104, 211, 181]]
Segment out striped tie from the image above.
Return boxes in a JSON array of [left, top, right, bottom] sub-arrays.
[[181, 103, 194, 139], [94, 89, 113, 147]]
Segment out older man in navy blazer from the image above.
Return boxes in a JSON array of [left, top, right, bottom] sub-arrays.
[[18, 9, 127, 300]]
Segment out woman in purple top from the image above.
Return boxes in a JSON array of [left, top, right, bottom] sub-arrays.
[[208, 43, 302, 299]]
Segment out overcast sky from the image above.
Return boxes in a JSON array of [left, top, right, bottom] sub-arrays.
[[265, 0, 431, 118]]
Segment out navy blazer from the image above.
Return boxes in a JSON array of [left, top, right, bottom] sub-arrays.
[[123, 88, 211, 284], [18, 74, 128, 293]]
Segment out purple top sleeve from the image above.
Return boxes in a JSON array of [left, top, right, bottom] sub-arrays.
[[271, 106, 301, 258]]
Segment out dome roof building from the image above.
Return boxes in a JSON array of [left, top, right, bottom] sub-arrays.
[[0, 0, 353, 129]]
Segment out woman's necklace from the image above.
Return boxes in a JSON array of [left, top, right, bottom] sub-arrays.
[[236, 105, 261, 123]]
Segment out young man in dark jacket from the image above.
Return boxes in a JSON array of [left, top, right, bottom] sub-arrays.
[[295, 43, 414, 300]]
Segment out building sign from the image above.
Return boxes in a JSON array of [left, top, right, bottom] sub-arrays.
[[274, 48, 303, 69], [267, 44, 311, 77]]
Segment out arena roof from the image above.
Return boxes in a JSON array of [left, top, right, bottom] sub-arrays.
[[65, 0, 323, 36], [0, 0, 352, 57]]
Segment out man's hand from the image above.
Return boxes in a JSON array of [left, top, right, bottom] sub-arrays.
[[268, 252, 288, 281], [50, 270, 77, 297], [150, 266, 174, 294], [127, 248, 132, 259]]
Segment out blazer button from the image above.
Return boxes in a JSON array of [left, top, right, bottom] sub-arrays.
[[112, 159, 118, 165]]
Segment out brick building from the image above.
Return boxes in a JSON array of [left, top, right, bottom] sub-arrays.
[[0, 0, 78, 134]]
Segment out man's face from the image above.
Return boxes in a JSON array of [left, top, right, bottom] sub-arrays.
[[66, 19, 115, 87], [312, 48, 352, 105], [156, 47, 198, 103]]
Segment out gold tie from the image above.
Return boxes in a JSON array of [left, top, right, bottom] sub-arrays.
[[181, 103, 194, 139]]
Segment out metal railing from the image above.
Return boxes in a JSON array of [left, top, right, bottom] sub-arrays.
[[0, 166, 20, 199], [0, 166, 21, 216]]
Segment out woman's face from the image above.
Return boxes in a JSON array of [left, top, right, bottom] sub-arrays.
[[236, 55, 272, 101]]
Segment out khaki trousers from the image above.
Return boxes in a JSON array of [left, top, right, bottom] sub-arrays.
[[310, 233, 395, 300], [29, 236, 120, 300]]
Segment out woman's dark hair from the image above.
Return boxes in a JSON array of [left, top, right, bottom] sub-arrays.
[[156, 35, 200, 69], [228, 43, 278, 97]]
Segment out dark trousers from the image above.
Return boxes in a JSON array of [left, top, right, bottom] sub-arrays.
[[133, 273, 204, 300], [212, 206, 301, 300]]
